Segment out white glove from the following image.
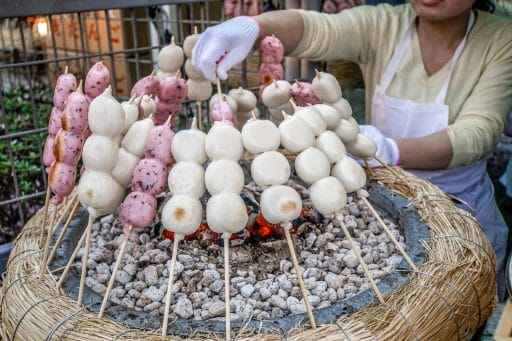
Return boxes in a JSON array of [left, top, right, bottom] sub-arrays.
[[359, 125, 400, 167], [192, 16, 260, 82]]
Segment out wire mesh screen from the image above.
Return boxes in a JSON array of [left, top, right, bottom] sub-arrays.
[[0, 1, 225, 238]]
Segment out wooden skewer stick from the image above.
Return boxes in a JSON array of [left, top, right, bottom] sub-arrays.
[[77, 213, 95, 306], [98, 225, 133, 318], [216, 77, 222, 98], [50, 194, 78, 234], [40, 206, 58, 276], [41, 194, 76, 266], [196, 101, 203, 131], [335, 212, 385, 304], [39, 186, 52, 246], [373, 155, 403, 179], [161, 234, 183, 337], [357, 190, 417, 272], [49, 265, 68, 274], [222, 233, 232, 341], [56, 225, 88, 289], [363, 159, 375, 177], [282, 223, 317, 329], [288, 98, 298, 112], [47, 199, 81, 266]]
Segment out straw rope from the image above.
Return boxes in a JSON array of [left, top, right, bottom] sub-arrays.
[[0, 167, 496, 340]]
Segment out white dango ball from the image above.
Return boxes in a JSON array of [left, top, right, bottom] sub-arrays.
[[312, 70, 342, 103], [310, 176, 347, 215], [268, 102, 294, 121], [241, 119, 280, 154], [262, 80, 292, 108], [122, 118, 155, 158], [229, 87, 257, 112], [260, 185, 302, 224], [346, 133, 378, 159], [157, 38, 184, 73], [209, 93, 238, 114], [140, 95, 157, 117], [294, 147, 331, 185], [205, 122, 244, 161], [313, 103, 343, 130], [77, 169, 124, 211], [294, 106, 327, 136], [186, 79, 212, 102], [171, 118, 207, 164], [92, 188, 124, 217], [162, 195, 202, 235], [184, 59, 204, 80], [332, 156, 367, 193], [251, 151, 290, 189], [329, 98, 352, 119], [279, 113, 315, 153], [120, 100, 139, 135], [315, 130, 347, 164], [183, 34, 200, 58], [88, 87, 125, 137], [168, 162, 205, 198], [335, 117, 360, 144], [111, 148, 140, 186], [207, 193, 248, 234], [205, 160, 244, 195], [82, 135, 119, 172]]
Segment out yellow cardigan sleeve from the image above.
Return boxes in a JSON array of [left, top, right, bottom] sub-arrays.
[[446, 22, 512, 167], [289, 6, 392, 64]]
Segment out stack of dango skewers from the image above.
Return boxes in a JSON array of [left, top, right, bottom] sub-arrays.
[[39, 33, 417, 341]]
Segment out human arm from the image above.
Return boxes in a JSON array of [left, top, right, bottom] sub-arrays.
[[192, 6, 385, 81], [253, 10, 304, 55], [396, 131, 453, 169], [445, 23, 512, 167], [360, 125, 453, 169], [191, 12, 303, 82]]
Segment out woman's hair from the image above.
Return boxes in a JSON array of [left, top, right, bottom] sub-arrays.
[[472, 0, 495, 12]]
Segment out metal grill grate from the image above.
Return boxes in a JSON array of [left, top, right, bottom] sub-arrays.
[[0, 1, 224, 235]]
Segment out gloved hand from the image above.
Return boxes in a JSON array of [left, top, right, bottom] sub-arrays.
[[358, 125, 400, 167], [192, 16, 260, 82]]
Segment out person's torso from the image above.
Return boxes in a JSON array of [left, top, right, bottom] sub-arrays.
[[359, 6, 501, 124]]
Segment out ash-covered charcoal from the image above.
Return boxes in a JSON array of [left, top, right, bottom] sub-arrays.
[[81, 180, 406, 324]]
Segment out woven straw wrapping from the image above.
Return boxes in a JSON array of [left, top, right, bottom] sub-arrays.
[[0, 167, 496, 340]]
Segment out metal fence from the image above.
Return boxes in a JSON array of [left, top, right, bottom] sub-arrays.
[[0, 0, 229, 234]]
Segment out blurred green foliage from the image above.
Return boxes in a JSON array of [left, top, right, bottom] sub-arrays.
[[0, 81, 52, 242]]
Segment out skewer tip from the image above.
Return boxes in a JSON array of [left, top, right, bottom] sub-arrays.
[[77, 79, 83, 94], [288, 98, 298, 112]]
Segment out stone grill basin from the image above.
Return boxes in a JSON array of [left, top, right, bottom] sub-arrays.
[[50, 181, 428, 336]]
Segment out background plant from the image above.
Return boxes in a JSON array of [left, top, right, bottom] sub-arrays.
[[0, 80, 52, 243]]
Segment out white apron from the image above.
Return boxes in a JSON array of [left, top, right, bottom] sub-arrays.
[[371, 11, 508, 295]]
